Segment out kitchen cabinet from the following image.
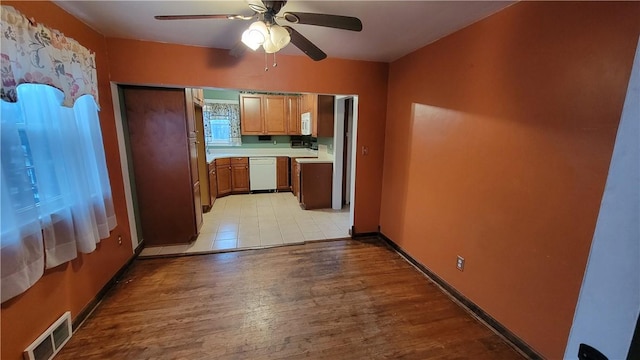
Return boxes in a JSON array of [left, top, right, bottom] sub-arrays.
[[208, 161, 217, 205], [300, 94, 334, 137], [291, 156, 316, 196], [240, 94, 264, 134], [189, 88, 211, 212], [315, 95, 335, 138], [122, 86, 200, 246], [263, 95, 287, 134], [277, 157, 290, 191], [231, 157, 250, 193], [240, 94, 298, 135], [215, 157, 250, 196], [192, 88, 204, 107], [216, 158, 232, 197], [291, 157, 298, 195], [286, 95, 301, 135], [298, 162, 333, 210]]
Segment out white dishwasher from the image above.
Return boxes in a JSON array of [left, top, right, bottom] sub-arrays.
[[249, 157, 277, 191]]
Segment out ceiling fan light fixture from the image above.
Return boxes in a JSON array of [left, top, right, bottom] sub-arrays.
[[270, 24, 291, 49], [242, 21, 268, 50], [263, 37, 278, 53]]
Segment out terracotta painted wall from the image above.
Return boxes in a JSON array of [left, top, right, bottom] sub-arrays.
[[380, 1, 640, 358], [105, 38, 388, 234], [0, 2, 133, 360]]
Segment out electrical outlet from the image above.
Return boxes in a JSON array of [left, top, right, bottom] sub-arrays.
[[456, 256, 465, 271]]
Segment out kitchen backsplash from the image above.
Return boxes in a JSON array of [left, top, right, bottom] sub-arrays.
[[208, 135, 292, 149], [317, 137, 334, 154], [209, 135, 335, 151]]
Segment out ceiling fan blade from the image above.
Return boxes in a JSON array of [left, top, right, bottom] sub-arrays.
[[154, 14, 252, 21], [229, 42, 247, 58], [282, 12, 362, 32], [283, 26, 326, 61]]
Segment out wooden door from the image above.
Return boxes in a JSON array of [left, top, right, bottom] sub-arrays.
[[286, 95, 300, 135], [264, 95, 287, 134], [240, 94, 263, 135], [123, 86, 196, 246], [231, 163, 250, 193], [277, 157, 289, 191]]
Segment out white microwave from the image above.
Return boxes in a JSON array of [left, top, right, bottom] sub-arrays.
[[301, 112, 312, 135]]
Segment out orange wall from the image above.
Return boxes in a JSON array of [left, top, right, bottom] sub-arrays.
[[0, 2, 133, 360], [105, 38, 389, 234], [380, 1, 640, 358]]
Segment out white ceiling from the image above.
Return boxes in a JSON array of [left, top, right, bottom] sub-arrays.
[[54, 0, 513, 63]]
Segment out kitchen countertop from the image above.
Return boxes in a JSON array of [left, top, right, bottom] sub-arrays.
[[295, 158, 334, 164], [206, 148, 319, 163]]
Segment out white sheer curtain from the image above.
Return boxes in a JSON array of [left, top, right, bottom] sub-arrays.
[[1, 84, 116, 303], [1, 100, 45, 303]]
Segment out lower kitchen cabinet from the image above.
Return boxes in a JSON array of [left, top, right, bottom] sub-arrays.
[[231, 157, 250, 194], [291, 157, 298, 195], [216, 158, 232, 197], [215, 157, 250, 197], [298, 162, 333, 210], [277, 157, 290, 191]]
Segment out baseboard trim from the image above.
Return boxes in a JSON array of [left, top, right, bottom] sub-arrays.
[[350, 226, 379, 239], [379, 232, 543, 360], [71, 243, 143, 330]]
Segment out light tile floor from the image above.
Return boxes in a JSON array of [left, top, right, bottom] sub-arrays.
[[139, 192, 351, 257]]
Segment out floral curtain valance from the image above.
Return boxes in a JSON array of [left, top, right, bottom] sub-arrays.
[[0, 6, 98, 107]]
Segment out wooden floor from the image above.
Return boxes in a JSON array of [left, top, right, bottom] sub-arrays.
[[57, 239, 525, 360]]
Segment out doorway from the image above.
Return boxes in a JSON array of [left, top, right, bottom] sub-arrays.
[[111, 84, 359, 255]]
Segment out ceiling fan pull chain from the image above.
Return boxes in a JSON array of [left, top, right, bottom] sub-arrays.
[[264, 51, 269, 72], [273, 52, 278, 68]]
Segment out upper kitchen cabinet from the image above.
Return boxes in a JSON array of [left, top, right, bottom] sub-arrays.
[[240, 93, 301, 135], [301, 94, 335, 138], [240, 94, 264, 134], [315, 95, 335, 138], [263, 95, 287, 134], [286, 95, 301, 135]]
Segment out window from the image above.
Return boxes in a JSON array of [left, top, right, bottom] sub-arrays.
[[203, 101, 241, 146], [1, 84, 116, 303], [205, 115, 232, 145]]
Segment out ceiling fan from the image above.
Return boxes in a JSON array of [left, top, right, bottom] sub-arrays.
[[154, 0, 363, 61]]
